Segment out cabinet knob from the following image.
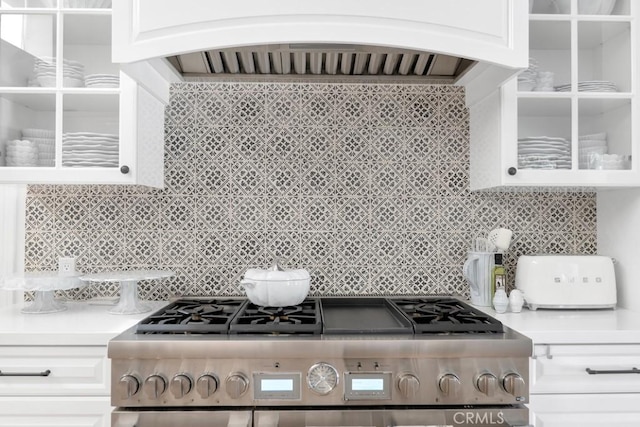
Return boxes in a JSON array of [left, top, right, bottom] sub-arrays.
[[507, 167, 517, 176], [120, 165, 130, 174]]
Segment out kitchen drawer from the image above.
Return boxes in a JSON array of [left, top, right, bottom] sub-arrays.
[[0, 396, 110, 427], [530, 393, 640, 427], [531, 344, 640, 394], [0, 346, 109, 396]]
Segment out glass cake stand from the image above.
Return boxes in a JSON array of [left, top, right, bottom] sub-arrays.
[[0, 272, 83, 314], [79, 270, 174, 314]]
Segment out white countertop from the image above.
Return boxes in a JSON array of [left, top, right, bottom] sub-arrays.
[[477, 305, 640, 345], [0, 300, 167, 346], [2, 299, 640, 346]]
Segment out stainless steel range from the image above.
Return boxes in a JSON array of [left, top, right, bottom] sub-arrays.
[[109, 297, 532, 427]]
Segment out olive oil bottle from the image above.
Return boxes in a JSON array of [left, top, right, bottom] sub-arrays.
[[491, 253, 506, 298]]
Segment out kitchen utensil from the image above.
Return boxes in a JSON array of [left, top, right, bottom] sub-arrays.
[[488, 228, 513, 252], [463, 251, 495, 307], [474, 236, 490, 252], [240, 259, 310, 307]]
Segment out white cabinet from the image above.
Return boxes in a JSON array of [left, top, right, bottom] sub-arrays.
[[0, 396, 111, 427], [0, 0, 166, 188], [528, 343, 640, 426], [0, 345, 111, 427], [470, 0, 640, 190], [530, 394, 640, 427]]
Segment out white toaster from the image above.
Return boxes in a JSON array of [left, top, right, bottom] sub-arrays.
[[515, 255, 617, 310]]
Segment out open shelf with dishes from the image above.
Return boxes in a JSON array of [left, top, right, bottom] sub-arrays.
[[0, 1, 165, 187], [470, 0, 638, 189]]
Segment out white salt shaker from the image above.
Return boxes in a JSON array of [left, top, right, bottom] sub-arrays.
[[492, 288, 509, 314], [509, 289, 525, 313]]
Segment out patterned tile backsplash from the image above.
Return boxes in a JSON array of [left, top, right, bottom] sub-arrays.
[[25, 82, 596, 301]]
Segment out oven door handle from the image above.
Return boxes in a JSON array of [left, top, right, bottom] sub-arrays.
[[228, 411, 253, 427]]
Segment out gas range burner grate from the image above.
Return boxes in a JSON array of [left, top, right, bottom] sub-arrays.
[[229, 299, 322, 335], [136, 298, 247, 334], [391, 298, 504, 334]]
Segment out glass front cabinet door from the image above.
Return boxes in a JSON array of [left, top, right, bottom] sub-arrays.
[[0, 0, 166, 188], [470, 0, 638, 190]]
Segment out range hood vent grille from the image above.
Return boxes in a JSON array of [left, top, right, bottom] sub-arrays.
[[167, 44, 474, 80]]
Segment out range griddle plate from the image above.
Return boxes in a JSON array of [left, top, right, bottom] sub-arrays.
[[321, 298, 414, 334]]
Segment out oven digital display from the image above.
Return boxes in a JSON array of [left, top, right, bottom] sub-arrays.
[[261, 378, 294, 392], [352, 378, 384, 391], [344, 372, 392, 400], [253, 373, 301, 400]]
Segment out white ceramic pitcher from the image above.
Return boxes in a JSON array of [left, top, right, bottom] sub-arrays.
[[463, 251, 495, 307]]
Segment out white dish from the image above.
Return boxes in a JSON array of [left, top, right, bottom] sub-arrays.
[[62, 162, 119, 167], [63, 132, 118, 137], [37, 76, 56, 87], [62, 143, 118, 150]]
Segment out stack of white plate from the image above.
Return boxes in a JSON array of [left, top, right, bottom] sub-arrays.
[[64, 0, 112, 7], [84, 74, 119, 88], [579, 132, 608, 169], [33, 57, 84, 87], [62, 132, 119, 167], [518, 58, 538, 91], [6, 140, 38, 167], [555, 81, 617, 92], [518, 136, 572, 170], [22, 128, 55, 167]]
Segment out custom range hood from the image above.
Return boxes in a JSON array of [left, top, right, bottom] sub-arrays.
[[112, 0, 528, 105], [166, 44, 476, 82]]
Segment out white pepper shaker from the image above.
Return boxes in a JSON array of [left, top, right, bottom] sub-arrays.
[[509, 289, 525, 313]]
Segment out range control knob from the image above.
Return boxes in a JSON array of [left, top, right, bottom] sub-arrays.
[[170, 374, 193, 399], [225, 373, 249, 399], [475, 373, 497, 396], [144, 374, 167, 400], [196, 374, 219, 398], [502, 372, 526, 397], [397, 374, 420, 398], [118, 374, 140, 399], [438, 373, 461, 397]]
